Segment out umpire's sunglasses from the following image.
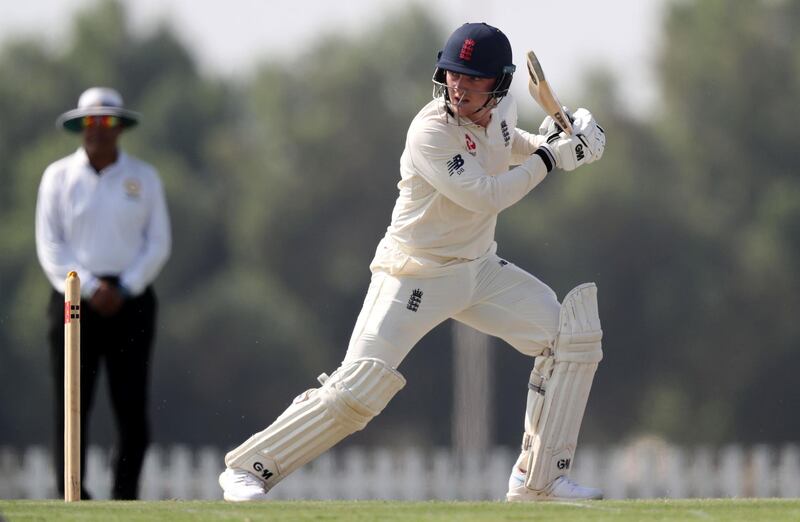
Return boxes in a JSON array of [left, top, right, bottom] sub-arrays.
[[81, 115, 120, 129]]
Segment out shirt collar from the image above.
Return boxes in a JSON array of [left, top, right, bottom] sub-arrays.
[[437, 99, 494, 130], [73, 147, 127, 173]]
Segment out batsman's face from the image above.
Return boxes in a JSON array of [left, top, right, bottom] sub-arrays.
[[445, 71, 496, 124]]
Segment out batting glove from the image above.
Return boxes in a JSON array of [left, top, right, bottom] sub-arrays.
[[536, 108, 605, 171]]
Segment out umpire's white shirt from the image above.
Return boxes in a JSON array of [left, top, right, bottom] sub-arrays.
[[36, 147, 171, 297], [372, 94, 548, 273]]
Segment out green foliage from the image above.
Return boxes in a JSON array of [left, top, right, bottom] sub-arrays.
[[0, 0, 798, 449], [0, 0, 449, 448], [651, 0, 800, 442]]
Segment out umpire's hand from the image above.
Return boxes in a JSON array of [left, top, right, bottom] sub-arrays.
[[89, 280, 124, 317]]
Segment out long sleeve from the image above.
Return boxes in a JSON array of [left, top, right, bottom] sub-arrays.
[[408, 124, 549, 214], [35, 164, 101, 296], [35, 150, 172, 298], [119, 174, 171, 295], [383, 96, 546, 262], [510, 128, 547, 166]]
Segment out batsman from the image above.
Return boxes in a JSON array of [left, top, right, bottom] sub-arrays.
[[220, 22, 606, 501]]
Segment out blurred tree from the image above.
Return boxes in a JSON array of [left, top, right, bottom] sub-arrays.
[[0, 0, 453, 449], [494, 0, 800, 446], [1, 0, 798, 453], [0, 0, 237, 446], [213, 4, 454, 447], [653, 0, 800, 443]]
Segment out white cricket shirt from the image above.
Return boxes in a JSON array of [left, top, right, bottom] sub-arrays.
[[35, 147, 171, 297], [371, 94, 548, 274]]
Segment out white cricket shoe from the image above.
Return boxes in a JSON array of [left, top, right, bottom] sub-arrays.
[[219, 467, 270, 502], [507, 468, 603, 501], [508, 465, 526, 491]]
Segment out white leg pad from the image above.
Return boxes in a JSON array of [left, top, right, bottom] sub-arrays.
[[521, 283, 603, 491], [224, 357, 405, 491]]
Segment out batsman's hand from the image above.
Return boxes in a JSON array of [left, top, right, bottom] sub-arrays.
[[539, 108, 605, 171], [538, 106, 573, 135]]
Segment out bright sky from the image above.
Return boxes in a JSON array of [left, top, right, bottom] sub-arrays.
[[1, 0, 669, 118]]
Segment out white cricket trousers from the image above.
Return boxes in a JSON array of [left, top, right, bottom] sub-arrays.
[[343, 252, 561, 369]]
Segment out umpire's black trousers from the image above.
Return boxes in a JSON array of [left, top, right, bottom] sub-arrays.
[[48, 283, 157, 500]]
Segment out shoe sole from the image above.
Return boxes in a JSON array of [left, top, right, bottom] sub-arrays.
[[507, 490, 603, 502], [223, 492, 270, 502], [507, 495, 603, 501], [219, 471, 270, 502]]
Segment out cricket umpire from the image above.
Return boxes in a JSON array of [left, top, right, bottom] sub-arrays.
[[219, 23, 605, 501], [35, 87, 171, 499]]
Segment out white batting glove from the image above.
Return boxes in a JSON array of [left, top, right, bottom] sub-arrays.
[[539, 115, 557, 135], [571, 108, 606, 161], [537, 108, 605, 171], [538, 107, 572, 135]]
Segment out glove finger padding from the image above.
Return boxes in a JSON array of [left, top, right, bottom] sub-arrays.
[[539, 115, 556, 136], [572, 108, 606, 161]]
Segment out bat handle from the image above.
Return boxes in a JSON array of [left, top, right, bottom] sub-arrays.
[[560, 109, 575, 134]]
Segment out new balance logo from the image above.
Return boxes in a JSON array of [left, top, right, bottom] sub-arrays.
[[575, 143, 585, 161], [253, 461, 274, 481], [557, 458, 571, 470], [407, 289, 423, 312], [447, 154, 465, 176]]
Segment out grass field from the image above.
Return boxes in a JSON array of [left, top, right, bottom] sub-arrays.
[[1, 499, 799, 521]]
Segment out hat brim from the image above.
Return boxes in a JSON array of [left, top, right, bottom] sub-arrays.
[[436, 59, 497, 79], [56, 107, 140, 133]]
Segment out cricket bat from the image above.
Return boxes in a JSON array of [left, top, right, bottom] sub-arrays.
[[526, 50, 573, 135]]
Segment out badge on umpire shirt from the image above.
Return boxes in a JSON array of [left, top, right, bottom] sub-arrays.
[[123, 178, 142, 199]]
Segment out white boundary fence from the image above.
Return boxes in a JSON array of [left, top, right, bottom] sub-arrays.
[[1, 440, 799, 500]]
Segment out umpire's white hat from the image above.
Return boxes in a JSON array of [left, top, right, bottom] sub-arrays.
[[56, 87, 140, 132]]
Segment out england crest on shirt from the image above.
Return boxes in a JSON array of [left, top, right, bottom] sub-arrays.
[[500, 120, 511, 147], [465, 133, 477, 156]]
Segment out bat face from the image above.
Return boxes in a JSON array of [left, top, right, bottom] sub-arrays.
[[526, 51, 573, 135]]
